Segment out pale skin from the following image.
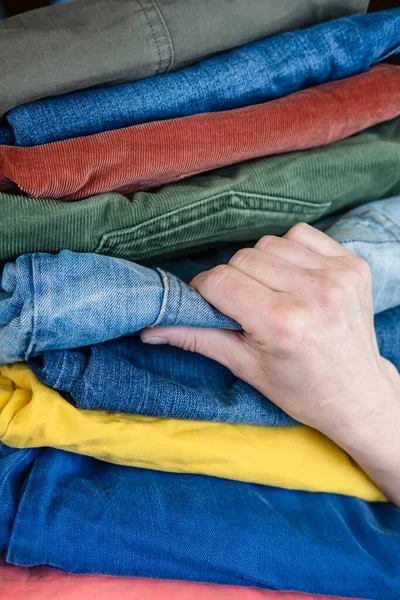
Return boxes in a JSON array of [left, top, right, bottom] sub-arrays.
[[142, 223, 400, 506]]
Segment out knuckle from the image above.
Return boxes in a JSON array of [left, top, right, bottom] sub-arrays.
[[271, 306, 307, 352], [229, 248, 255, 270], [255, 235, 280, 251], [285, 222, 310, 241], [317, 279, 343, 310], [201, 264, 234, 292], [351, 256, 372, 282], [308, 272, 343, 309], [181, 334, 199, 354]]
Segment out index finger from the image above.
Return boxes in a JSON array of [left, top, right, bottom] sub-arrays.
[[191, 264, 287, 334], [284, 222, 353, 258]]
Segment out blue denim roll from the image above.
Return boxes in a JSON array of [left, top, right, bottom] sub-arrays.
[[2, 196, 400, 365], [30, 337, 297, 427], [0, 443, 399, 598], [29, 304, 400, 427], [1, 10, 400, 147]]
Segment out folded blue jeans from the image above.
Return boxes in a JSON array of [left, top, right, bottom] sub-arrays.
[[0, 444, 399, 599], [2, 196, 400, 365], [1, 9, 399, 147], [29, 304, 400, 427]]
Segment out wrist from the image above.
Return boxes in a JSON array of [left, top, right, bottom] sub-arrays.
[[323, 370, 400, 504]]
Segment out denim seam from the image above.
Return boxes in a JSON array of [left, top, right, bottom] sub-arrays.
[[150, 269, 170, 327], [95, 192, 332, 251], [53, 352, 69, 391], [24, 256, 38, 361], [332, 210, 400, 242], [339, 240, 400, 246], [135, 0, 174, 75]]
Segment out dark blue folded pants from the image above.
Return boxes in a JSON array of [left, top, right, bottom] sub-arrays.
[[0, 443, 399, 599]]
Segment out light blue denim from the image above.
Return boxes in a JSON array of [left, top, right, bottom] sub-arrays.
[[2, 10, 400, 146], [166, 196, 400, 316], [0, 256, 238, 365], [323, 196, 400, 315], [1, 196, 400, 365]]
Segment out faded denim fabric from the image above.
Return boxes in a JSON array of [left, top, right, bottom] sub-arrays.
[[0, 444, 399, 599], [2, 197, 400, 365], [2, 10, 400, 147], [324, 196, 400, 314], [0, 255, 237, 365], [165, 195, 400, 315], [30, 304, 400, 427]]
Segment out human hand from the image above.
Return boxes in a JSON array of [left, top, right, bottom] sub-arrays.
[[142, 223, 400, 503]]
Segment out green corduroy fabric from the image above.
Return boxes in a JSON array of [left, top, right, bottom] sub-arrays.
[[1, 117, 400, 263]]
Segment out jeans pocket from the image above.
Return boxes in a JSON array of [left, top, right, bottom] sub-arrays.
[[96, 191, 332, 261], [327, 209, 400, 245]]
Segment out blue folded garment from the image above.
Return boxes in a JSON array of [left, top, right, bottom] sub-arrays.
[[25, 197, 400, 427], [1, 196, 400, 365], [1, 9, 399, 147], [29, 304, 400, 427], [1, 443, 399, 599]]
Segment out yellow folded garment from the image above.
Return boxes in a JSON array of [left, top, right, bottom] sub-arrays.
[[0, 364, 385, 502]]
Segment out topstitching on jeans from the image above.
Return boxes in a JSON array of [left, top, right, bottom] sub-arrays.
[[150, 268, 170, 327]]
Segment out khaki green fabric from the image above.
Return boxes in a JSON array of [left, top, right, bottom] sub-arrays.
[[0, 118, 399, 263], [0, 0, 369, 116]]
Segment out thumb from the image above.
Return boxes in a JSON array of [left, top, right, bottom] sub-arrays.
[[140, 326, 247, 373]]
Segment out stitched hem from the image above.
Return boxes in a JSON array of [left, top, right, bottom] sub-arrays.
[[148, 0, 175, 72], [135, 0, 174, 75], [150, 268, 170, 327]]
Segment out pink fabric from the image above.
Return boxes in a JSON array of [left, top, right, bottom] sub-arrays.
[[0, 558, 362, 600]]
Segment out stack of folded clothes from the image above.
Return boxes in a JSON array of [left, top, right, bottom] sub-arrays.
[[0, 2, 399, 599]]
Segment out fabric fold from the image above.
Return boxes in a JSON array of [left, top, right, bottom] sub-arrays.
[[29, 305, 400, 429], [0, 118, 399, 263], [0, 364, 386, 501], [0, 445, 398, 597], [0, 253, 238, 364], [0, 66, 399, 200], [3, 11, 400, 147], [1, 0, 370, 117], [0, 555, 361, 600], [2, 193, 400, 365]]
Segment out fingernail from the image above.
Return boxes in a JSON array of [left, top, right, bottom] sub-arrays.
[[141, 335, 169, 345]]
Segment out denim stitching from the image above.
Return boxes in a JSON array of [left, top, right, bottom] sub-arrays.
[[25, 255, 38, 361], [150, 268, 170, 327], [53, 351, 69, 391], [331, 210, 400, 243]]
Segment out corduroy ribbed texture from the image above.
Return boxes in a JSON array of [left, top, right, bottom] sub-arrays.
[[0, 117, 399, 262], [0, 65, 399, 201], [4, 9, 399, 147]]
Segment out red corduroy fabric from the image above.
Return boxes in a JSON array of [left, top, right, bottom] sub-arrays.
[[0, 64, 399, 201], [0, 557, 362, 600]]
